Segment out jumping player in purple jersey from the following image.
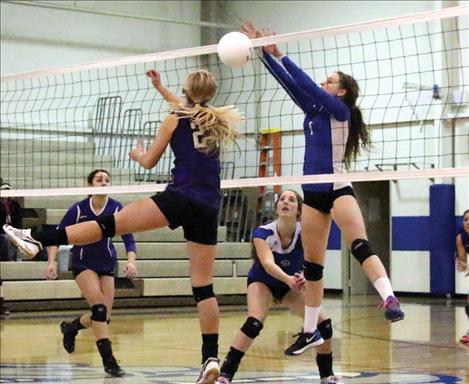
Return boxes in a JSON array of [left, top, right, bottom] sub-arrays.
[[45, 169, 137, 377], [3, 69, 242, 383], [241, 21, 404, 351], [217, 190, 341, 384], [456, 209, 469, 344]]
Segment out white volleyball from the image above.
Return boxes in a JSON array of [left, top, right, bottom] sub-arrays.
[[217, 32, 252, 68]]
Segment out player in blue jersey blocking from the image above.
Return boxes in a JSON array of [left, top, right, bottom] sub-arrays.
[[216, 190, 341, 384], [4, 69, 242, 383], [45, 169, 137, 377], [456, 209, 469, 344], [241, 21, 404, 352]]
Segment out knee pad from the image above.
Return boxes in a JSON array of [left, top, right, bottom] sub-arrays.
[[465, 304, 469, 318], [192, 284, 215, 303], [91, 304, 107, 322], [303, 260, 324, 281], [240, 316, 263, 339], [95, 215, 116, 238], [351, 239, 375, 265], [107, 318, 111, 325], [317, 318, 333, 340]]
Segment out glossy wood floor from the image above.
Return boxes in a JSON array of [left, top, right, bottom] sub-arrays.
[[1, 296, 468, 383]]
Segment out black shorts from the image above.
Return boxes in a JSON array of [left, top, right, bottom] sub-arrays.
[[247, 279, 290, 302], [151, 190, 219, 245], [303, 186, 356, 213], [72, 268, 115, 279]]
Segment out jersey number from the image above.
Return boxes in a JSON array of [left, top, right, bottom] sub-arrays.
[[191, 121, 208, 149]]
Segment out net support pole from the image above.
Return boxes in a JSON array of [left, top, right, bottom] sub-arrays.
[[429, 184, 455, 296]]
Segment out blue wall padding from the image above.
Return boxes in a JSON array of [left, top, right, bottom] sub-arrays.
[[327, 221, 341, 250], [392, 216, 430, 250], [429, 184, 455, 295]]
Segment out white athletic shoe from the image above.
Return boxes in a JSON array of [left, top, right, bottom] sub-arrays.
[[2, 224, 42, 259], [196, 357, 220, 384]]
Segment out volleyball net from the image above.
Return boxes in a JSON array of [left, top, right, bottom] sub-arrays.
[[1, 6, 468, 197]]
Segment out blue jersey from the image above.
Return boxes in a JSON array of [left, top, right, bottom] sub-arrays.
[[165, 115, 222, 209], [262, 51, 352, 192], [248, 220, 303, 288], [58, 197, 136, 272], [459, 229, 469, 254]]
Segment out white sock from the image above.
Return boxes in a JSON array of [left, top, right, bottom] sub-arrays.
[[303, 306, 321, 333], [373, 277, 395, 301]]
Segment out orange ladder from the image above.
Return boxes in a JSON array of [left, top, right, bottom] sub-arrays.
[[258, 128, 282, 195]]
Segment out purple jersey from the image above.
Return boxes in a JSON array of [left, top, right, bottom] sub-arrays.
[[460, 229, 469, 254], [58, 197, 136, 272], [248, 220, 303, 288], [165, 115, 222, 210]]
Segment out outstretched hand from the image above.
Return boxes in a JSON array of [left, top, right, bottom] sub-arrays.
[[241, 20, 261, 39], [146, 69, 161, 89], [260, 27, 283, 58]]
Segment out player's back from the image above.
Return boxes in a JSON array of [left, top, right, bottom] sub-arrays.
[[167, 116, 221, 209]]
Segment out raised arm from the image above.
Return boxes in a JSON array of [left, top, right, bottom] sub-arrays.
[[147, 69, 183, 105], [261, 51, 315, 113], [129, 114, 178, 169], [280, 56, 349, 121]]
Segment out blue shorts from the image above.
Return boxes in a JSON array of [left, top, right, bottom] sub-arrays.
[[151, 190, 219, 245], [247, 279, 290, 301]]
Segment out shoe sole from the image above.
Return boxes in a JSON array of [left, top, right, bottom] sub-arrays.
[[197, 365, 220, 384], [3, 229, 36, 259]]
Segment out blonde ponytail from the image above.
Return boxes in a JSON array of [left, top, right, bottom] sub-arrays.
[[171, 102, 243, 154]]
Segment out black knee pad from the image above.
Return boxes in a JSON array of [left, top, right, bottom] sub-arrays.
[[95, 214, 116, 238], [240, 316, 263, 339], [317, 318, 333, 340], [192, 284, 215, 303], [351, 239, 375, 265], [303, 260, 324, 281], [107, 318, 111, 325], [465, 304, 469, 318], [91, 304, 107, 322]]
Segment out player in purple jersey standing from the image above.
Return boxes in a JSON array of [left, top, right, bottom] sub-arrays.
[[217, 190, 341, 384], [455, 209, 469, 344], [3, 68, 242, 384], [44, 169, 137, 377], [241, 21, 404, 351]]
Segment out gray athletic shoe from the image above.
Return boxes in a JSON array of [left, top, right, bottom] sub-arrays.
[[2, 225, 42, 259]]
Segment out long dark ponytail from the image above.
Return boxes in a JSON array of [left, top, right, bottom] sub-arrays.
[[337, 71, 371, 169]]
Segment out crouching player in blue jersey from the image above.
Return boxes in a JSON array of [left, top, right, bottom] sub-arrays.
[[216, 190, 341, 384], [44, 169, 137, 377], [456, 209, 469, 344], [241, 21, 404, 351], [3, 68, 242, 384]]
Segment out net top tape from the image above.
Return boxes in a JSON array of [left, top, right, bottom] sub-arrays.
[[1, 5, 467, 82]]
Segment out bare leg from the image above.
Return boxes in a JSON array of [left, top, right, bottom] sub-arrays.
[[188, 241, 219, 335], [65, 198, 169, 245], [230, 282, 272, 352]]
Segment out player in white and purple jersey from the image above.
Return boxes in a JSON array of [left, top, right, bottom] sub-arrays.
[[241, 21, 403, 350], [217, 191, 341, 384], [456, 209, 469, 344], [3, 69, 242, 384], [45, 169, 137, 377]]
